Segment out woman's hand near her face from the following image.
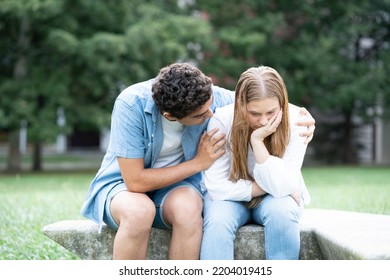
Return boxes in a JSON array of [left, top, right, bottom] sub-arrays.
[[250, 110, 282, 164], [250, 110, 283, 142]]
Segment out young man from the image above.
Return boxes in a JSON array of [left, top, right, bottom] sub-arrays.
[[80, 63, 234, 259], [80, 62, 315, 260]]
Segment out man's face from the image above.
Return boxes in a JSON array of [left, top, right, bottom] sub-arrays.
[[176, 97, 213, 126]]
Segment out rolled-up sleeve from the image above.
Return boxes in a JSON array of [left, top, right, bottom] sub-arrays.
[[109, 98, 145, 158]]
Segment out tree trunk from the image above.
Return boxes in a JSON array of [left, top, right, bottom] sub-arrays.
[[6, 15, 30, 173], [342, 110, 357, 164], [6, 130, 21, 173], [32, 141, 42, 171]]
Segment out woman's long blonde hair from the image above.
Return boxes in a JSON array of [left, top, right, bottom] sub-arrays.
[[229, 66, 290, 208]]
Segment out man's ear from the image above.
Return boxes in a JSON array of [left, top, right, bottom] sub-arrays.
[[162, 112, 177, 121]]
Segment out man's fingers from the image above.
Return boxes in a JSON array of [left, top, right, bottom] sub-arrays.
[[299, 124, 315, 144], [204, 128, 226, 146], [290, 192, 301, 205], [204, 128, 223, 140], [296, 107, 315, 127], [307, 135, 313, 144], [299, 124, 315, 136], [204, 128, 219, 139], [298, 107, 307, 114], [206, 134, 226, 156], [213, 147, 225, 159], [200, 128, 226, 158], [296, 118, 315, 127]]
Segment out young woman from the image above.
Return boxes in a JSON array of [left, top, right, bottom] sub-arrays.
[[201, 66, 312, 260]]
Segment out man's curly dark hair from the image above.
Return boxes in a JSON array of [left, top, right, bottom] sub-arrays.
[[152, 63, 213, 119]]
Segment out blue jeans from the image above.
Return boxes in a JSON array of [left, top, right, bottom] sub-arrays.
[[201, 193, 303, 260]]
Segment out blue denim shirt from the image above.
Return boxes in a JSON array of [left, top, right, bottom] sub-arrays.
[[80, 79, 234, 228]]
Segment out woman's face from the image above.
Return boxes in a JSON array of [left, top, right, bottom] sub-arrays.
[[246, 97, 281, 130]]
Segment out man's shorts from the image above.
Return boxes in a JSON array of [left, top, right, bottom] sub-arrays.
[[103, 180, 202, 230]]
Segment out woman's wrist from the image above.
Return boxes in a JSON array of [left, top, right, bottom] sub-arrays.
[[251, 181, 266, 197], [250, 134, 264, 146], [251, 137, 270, 164]]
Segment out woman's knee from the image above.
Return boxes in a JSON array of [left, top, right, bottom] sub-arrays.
[[203, 200, 247, 235], [260, 196, 301, 223]]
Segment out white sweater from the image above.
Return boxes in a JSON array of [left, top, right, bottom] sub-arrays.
[[202, 103, 311, 204]]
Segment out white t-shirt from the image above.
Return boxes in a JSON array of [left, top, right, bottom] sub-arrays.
[[153, 116, 185, 168], [203, 103, 311, 204]]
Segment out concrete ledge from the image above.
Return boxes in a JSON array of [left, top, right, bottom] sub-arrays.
[[42, 209, 390, 260], [302, 209, 390, 260]]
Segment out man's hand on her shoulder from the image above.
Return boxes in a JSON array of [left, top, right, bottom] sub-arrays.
[[194, 128, 226, 170], [295, 107, 315, 144]]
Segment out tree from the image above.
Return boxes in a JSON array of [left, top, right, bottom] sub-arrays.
[[0, 0, 66, 172], [0, 0, 215, 172], [193, 0, 390, 164], [284, 0, 390, 163]]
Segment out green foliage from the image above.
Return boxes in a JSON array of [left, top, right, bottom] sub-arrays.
[[0, 0, 64, 19], [195, 0, 390, 163], [124, 4, 213, 81], [1, 0, 389, 166], [0, 0, 215, 170], [0, 0, 215, 130]]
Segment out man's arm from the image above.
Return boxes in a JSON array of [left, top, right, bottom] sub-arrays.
[[118, 128, 226, 193]]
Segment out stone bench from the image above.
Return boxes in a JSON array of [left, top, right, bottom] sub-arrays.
[[42, 209, 390, 260]]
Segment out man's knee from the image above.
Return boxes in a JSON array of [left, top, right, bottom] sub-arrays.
[[164, 187, 203, 227], [112, 192, 156, 228]]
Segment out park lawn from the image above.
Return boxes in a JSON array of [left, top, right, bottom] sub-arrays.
[[0, 166, 389, 260], [303, 166, 390, 215], [0, 171, 94, 260]]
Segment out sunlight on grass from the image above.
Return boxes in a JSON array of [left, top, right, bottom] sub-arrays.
[[303, 166, 390, 215], [0, 172, 94, 260], [0, 166, 389, 259]]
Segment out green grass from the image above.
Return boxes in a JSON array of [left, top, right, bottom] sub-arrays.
[[0, 171, 94, 260], [303, 166, 390, 215], [0, 166, 389, 260]]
